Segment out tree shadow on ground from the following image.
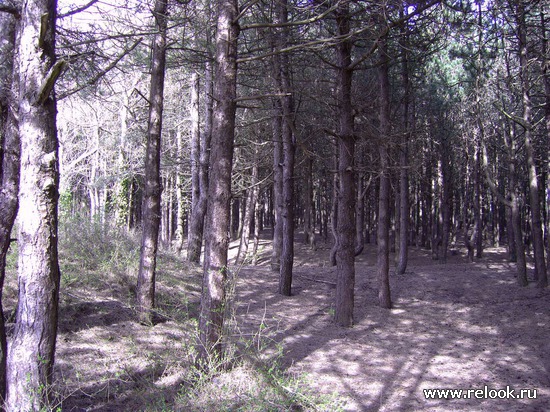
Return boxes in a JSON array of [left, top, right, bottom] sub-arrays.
[[234, 242, 550, 411]]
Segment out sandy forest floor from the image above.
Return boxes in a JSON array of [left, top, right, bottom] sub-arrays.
[[5, 229, 550, 411]]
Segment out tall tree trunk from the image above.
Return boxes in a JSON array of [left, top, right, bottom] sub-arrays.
[[355, 168, 365, 256], [275, 0, 295, 296], [473, 142, 483, 258], [189, 60, 214, 258], [542, 7, 550, 276], [303, 156, 316, 250], [251, 190, 262, 265], [440, 145, 452, 263], [271, 104, 283, 271], [235, 160, 259, 265], [0, 10, 18, 402], [378, 36, 392, 309], [334, 2, 356, 326], [187, 73, 204, 262], [6, 0, 62, 408], [503, 108, 528, 285], [517, 2, 547, 287], [198, 0, 239, 363], [397, 19, 410, 274], [329, 142, 338, 266], [137, 0, 168, 324], [175, 126, 186, 251]]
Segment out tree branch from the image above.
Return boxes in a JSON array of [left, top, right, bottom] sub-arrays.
[[34, 60, 67, 106], [58, 37, 143, 100], [58, 0, 101, 18], [0, 1, 20, 17]]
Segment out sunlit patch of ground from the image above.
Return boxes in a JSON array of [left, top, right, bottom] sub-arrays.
[[4, 228, 549, 411], [236, 241, 550, 411]]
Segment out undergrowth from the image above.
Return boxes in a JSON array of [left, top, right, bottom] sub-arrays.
[[6, 216, 344, 411]]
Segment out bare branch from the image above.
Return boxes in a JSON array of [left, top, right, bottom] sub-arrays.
[[58, 37, 143, 100], [58, 0, 101, 18], [0, 1, 20, 17]]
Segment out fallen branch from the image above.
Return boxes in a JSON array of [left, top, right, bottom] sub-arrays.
[[295, 274, 336, 286]]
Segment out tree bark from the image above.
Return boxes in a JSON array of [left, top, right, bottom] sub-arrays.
[[6, 0, 62, 409], [517, 2, 547, 287], [187, 72, 204, 263], [270, 104, 283, 271], [378, 36, 392, 309], [473, 142, 483, 259], [175, 126, 185, 251], [235, 160, 259, 265], [330, 142, 338, 266], [542, 7, 550, 277], [189, 59, 213, 257], [303, 156, 316, 250], [198, 0, 239, 363], [334, 2, 355, 326], [137, 0, 168, 324], [397, 21, 410, 274], [0, 10, 18, 402], [274, 0, 295, 296]]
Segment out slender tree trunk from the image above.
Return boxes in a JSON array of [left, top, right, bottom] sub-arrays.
[[504, 114, 528, 285], [6, 0, 62, 408], [329, 142, 338, 266], [187, 73, 204, 262], [252, 191, 262, 265], [274, 0, 295, 296], [542, 8, 550, 276], [517, 2, 547, 287], [137, 0, 168, 324], [303, 156, 316, 250], [0, 11, 18, 402], [397, 21, 410, 274], [378, 37, 392, 309], [114, 93, 130, 227], [271, 105, 283, 271], [473, 142, 483, 259], [355, 172, 365, 256], [279, 95, 295, 296], [190, 60, 213, 258], [175, 126, 186, 251], [440, 147, 452, 263], [198, 0, 239, 363], [334, 3, 356, 326], [235, 161, 259, 265]]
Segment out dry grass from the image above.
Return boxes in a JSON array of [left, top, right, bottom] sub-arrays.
[[4, 218, 342, 411]]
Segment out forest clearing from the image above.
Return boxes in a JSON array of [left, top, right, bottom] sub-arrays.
[[4, 226, 548, 411], [1, 0, 550, 410]]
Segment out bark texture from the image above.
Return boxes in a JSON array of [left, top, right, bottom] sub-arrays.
[[137, 0, 168, 324], [0, 10, 18, 403], [517, 2, 547, 287], [396, 26, 410, 274], [334, 2, 356, 327], [377, 37, 392, 309], [198, 0, 238, 363], [187, 72, 205, 263], [6, 1, 62, 409], [235, 161, 259, 265], [270, 107, 283, 272], [274, 0, 295, 296]]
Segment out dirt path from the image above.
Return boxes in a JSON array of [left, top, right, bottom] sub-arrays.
[[235, 240, 550, 411]]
